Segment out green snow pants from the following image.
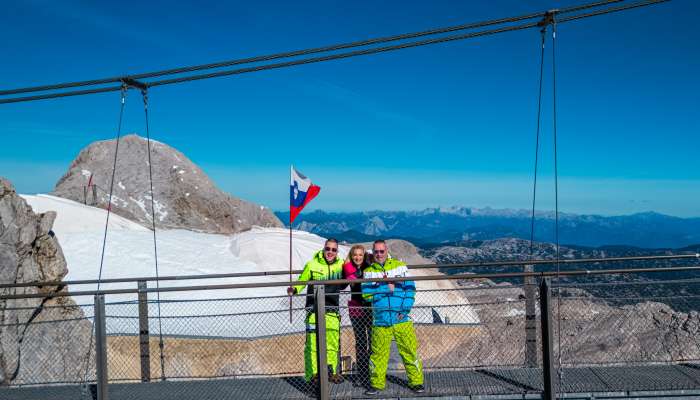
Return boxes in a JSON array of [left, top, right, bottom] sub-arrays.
[[369, 320, 423, 390], [304, 312, 340, 381]]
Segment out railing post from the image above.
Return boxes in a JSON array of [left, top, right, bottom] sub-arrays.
[[314, 285, 329, 400], [138, 280, 151, 382], [539, 278, 556, 400], [524, 264, 538, 367], [94, 294, 109, 400]]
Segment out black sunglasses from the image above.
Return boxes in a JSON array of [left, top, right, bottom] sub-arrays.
[[324, 247, 338, 253], [373, 249, 386, 254]]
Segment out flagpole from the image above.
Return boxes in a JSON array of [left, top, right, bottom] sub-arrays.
[[289, 168, 293, 324], [288, 165, 320, 324]]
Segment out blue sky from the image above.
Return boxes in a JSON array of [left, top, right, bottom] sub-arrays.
[[1, 0, 698, 216]]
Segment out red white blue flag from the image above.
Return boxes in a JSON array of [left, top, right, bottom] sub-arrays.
[[290, 166, 320, 224]]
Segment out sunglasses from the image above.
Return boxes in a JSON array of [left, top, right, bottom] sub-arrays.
[[373, 249, 386, 254], [324, 247, 338, 253]]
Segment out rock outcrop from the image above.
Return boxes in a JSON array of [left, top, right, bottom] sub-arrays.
[[53, 134, 283, 234], [451, 282, 700, 366], [0, 177, 92, 385]]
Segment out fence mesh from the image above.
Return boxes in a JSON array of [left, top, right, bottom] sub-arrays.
[[551, 278, 700, 393], [0, 300, 95, 387], [2, 274, 700, 399]]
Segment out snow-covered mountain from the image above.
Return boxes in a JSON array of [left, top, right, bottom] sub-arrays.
[[22, 195, 478, 336]]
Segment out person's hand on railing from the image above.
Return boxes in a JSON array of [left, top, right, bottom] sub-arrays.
[[287, 287, 295, 296]]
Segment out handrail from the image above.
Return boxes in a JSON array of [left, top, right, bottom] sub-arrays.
[[2, 264, 699, 300], [0, 254, 696, 289]]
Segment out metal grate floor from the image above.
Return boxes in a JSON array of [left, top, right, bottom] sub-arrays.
[[2, 364, 700, 400]]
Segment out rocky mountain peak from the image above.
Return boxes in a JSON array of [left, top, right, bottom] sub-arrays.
[[53, 134, 283, 234]]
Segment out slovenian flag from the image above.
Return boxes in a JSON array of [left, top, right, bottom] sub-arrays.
[[290, 166, 321, 224]]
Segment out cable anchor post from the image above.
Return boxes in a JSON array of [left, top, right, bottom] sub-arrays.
[[141, 88, 148, 110], [119, 83, 127, 105], [120, 77, 149, 107], [537, 9, 559, 33]]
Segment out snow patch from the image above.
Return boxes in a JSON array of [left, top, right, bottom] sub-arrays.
[[129, 196, 149, 219], [81, 169, 91, 178], [152, 199, 168, 221], [110, 194, 128, 208], [21, 194, 148, 233], [140, 196, 169, 222], [19, 194, 480, 337]]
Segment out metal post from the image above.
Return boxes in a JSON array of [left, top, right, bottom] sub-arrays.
[[539, 278, 556, 400], [314, 285, 329, 400], [83, 186, 87, 205], [138, 281, 151, 382], [92, 184, 97, 205], [94, 294, 109, 400], [524, 264, 538, 367], [337, 313, 342, 374]]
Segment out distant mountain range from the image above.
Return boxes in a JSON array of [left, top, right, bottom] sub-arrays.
[[276, 207, 700, 249]]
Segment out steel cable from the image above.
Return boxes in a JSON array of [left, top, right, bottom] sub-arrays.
[[141, 90, 167, 381], [529, 29, 546, 260], [0, 0, 639, 98], [550, 17, 565, 384], [0, 0, 669, 104], [81, 87, 127, 397]]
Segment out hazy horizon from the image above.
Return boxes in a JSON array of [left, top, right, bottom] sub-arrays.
[[2, 1, 698, 218]]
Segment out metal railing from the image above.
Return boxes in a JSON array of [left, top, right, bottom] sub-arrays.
[[1, 262, 700, 399]]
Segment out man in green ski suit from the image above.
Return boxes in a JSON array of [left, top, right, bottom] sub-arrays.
[[361, 240, 424, 395], [288, 238, 345, 384]]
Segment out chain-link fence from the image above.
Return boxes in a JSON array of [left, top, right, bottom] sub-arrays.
[[99, 287, 528, 398], [0, 299, 95, 386], [2, 271, 700, 399], [551, 277, 700, 394]]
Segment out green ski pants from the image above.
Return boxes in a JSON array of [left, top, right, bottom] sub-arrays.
[[369, 320, 423, 389], [304, 312, 340, 381]]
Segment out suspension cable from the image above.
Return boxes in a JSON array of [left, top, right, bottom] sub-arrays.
[[0, 0, 631, 98], [81, 86, 127, 395], [0, 0, 669, 104], [141, 89, 167, 381], [0, 8, 548, 97], [529, 28, 547, 259], [550, 16, 565, 380]]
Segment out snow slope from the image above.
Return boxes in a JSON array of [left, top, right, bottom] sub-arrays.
[[22, 194, 478, 337]]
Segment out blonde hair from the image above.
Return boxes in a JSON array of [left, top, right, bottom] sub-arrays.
[[346, 245, 366, 264]]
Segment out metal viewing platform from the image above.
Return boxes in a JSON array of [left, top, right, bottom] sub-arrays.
[[1, 262, 700, 399]]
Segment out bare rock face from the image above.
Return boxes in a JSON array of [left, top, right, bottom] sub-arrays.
[[557, 298, 700, 364], [0, 177, 92, 385], [53, 134, 283, 234], [458, 283, 700, 366]]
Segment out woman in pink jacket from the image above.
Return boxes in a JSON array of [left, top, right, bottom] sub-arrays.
[[343, 245, 373, 385]]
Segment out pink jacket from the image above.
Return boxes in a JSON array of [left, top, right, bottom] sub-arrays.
[[343, 261, 367, 318]]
